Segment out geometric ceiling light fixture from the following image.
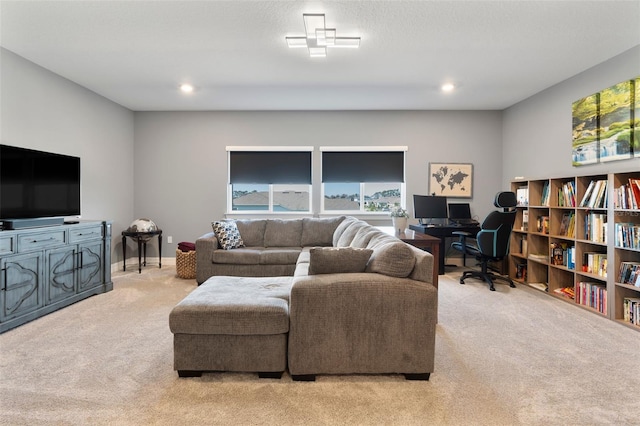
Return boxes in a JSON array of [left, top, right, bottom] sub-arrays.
[[286, 13, 361, 58]]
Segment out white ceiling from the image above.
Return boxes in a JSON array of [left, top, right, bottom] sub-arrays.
[[1, 0, 639, 111]]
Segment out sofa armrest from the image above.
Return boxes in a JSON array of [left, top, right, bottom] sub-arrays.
[[288, 273, 437, 376], [195, 232, 219, 284]]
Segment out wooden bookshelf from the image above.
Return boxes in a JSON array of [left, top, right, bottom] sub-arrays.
[[510, 171, 640, 331]]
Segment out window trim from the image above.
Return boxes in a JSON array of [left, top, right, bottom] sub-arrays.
[[227, 146, 314, 214], [319, 146, 408, 215]]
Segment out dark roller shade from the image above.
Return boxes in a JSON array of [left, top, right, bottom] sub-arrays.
[[230, 151, 312, 184], [322, 151, 404, 183]]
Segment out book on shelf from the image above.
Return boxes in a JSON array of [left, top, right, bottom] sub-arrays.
[[577, 281, 607, 314], [629, 178, 640, 209], [529, 282, 548, 292], [581, 252, 607, 277], [615, 222, 640, 250], [550, 242, 564, 265], [579, 179, 608, 209], [549, 242, 574, 268], [553, 286, 575, 299], [520, 235, 528, 255], [623, 298, 640, 326], [617, 261, 640, 287], [516, 186, 529, 206], [528, 253, 548, 262], [559, 212, 575, 237], [540, 181, 550, 206], [515, 262, 527, 280], [614, 178, 640, 209], [536, 215, 549, 234], [584, 212, 607, 243], [521, 210, 529, 231], [558, 181, 576, 207]]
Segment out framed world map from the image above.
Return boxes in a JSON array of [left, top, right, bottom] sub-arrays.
[[428, 162, 473, 198]]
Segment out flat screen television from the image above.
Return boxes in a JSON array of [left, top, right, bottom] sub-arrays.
[[1, 144, 80, 228], [413, 194, 448, 223]]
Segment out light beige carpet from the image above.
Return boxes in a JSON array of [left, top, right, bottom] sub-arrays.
[[1, 266, 638, 425]]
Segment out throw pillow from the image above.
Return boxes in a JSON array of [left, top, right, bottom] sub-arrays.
[[211, 221, 245, 250], [308, 247, 373, 275], [366, 241, 416, 278]]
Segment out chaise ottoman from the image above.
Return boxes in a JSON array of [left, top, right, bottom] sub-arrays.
[[169, 275, 293, 378]]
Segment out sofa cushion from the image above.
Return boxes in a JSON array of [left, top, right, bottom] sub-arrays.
[[336, 221, 370, 247], [366, 241, 416, 278], [332, 216, 359, 246], [296, 248, 311, 264], [350, 227, 379, 248], [235, 219, 266, 247], [264, 219, 303, 247], [212, 221, 245, 250], [366, 232, 398, 249], [169, 276, 293, 335], [259, 247, 302, 265], [301, 216, 345, 246], [308, 247, 373, 275], [212, 248, 262, 265]]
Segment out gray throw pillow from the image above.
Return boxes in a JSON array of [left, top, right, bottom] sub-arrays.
[[366, 241, 416, 278], [211, 221, 245, 250], [308, 247, 373, 275]]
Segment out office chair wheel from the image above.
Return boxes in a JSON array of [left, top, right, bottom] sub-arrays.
[[459, 278, 465, 284]]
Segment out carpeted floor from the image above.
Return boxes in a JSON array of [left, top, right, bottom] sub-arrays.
[[1, 266, 638, 425]]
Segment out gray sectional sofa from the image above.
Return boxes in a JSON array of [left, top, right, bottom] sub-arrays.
[[170, 216, 437, 380]]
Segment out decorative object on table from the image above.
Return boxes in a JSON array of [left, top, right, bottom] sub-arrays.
[[122, 220, 162, 273], [127, 218, 158, 241], [390, 204, 409, 233], [428, 162, 473, 198], [176, 242, 196, 279]]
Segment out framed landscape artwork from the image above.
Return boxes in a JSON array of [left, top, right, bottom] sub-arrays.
[[429, 162, 473, 198], [572, 76, 638, 166]]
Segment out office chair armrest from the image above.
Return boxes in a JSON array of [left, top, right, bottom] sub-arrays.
[[452, 231, 473, 243]]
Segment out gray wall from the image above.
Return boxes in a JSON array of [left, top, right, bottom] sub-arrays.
[[0, 48, 135, 264], [134, 110, 503, 252], [7, 42, 635, 264], [502, 45, 640, 184]]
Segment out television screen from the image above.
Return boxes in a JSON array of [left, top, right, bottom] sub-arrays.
[[0, 145, 80, 220], [413, 195, 448, 219]]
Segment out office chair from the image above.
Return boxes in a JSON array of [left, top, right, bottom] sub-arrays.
[[451, 191, 517, 291]]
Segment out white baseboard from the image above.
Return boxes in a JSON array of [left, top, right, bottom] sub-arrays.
[[111, 256, 175, 273]]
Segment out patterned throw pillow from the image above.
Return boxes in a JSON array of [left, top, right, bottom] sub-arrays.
[[211, 221, 245, 250]]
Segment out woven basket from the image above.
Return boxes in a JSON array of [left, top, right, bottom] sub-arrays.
[[176, 249, 196, 279]]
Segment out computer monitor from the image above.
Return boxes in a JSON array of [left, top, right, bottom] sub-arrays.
[[448, 203, 472, 220], [413, 195, 448, 223]]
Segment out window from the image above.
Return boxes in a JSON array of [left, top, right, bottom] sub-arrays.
[[321, 147, 406, 214], [228, 148, 312, 213]]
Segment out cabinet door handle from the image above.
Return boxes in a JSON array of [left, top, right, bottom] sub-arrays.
[[1, 267, 6, 290], [32, 237, 57, 243]]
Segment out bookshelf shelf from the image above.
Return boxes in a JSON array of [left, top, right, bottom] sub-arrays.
[[510, 171, 640, 331]]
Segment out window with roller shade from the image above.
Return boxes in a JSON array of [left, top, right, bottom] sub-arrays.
[[321, 148, 406, 213], [228, 148, 312, 213]]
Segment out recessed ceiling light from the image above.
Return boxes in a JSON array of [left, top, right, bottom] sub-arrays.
[[180, 84, 194, 93], [441, 83, 455, 92]]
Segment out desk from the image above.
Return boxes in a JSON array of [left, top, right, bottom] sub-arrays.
[[122, 229, 162, 273], [377, 227, 440, 288], [410, 224, 480, 275]]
